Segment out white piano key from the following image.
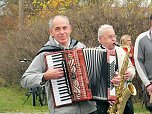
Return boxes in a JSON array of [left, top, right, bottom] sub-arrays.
[[52, 84, 67, 89], [52, 58, 63, 61], [54, 93, 70, 97], [51, 77, 65, 82]]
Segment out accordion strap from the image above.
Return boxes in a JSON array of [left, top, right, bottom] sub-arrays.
[[115, 50, 118, 72], [36, 46, 63, 56]]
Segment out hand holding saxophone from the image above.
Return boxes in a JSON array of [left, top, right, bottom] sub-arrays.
[[123, 69, 132, 81], [108, 100, 116, 105], [110, 71, 121, 86]]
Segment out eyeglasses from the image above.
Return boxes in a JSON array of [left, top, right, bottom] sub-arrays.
[[107, 35, 117, 39]]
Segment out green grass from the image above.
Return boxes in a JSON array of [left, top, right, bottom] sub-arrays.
[[134, 101, 149, 114], [0, 86, 150, 114], [0, 86, 48, 113]]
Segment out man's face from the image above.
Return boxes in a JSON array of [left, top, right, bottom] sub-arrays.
[[99, 28, 117, 50], [49, 17, 72, 46]]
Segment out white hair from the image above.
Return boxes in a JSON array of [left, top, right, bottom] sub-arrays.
[[48, 15, 70, 29], [98, 24, 113, 41]]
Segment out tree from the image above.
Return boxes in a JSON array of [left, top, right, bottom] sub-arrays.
[[19, 0, 24, 30]]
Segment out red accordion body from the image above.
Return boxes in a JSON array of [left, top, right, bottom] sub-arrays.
[[63, 49, 92, 102]]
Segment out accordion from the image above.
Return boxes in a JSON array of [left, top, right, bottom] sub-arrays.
[[45, 48, 116, 107]]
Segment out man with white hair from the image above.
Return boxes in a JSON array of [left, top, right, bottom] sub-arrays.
[[91, 24, 135, 114]]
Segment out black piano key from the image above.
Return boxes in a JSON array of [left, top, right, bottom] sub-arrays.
[[53, 60, 63, 63], [51, 53, 63, 57], [59, 88, 68, 92], [62, 61, 73, 94], [61, 97, 71, 101], [59, 91, 69, 95], [54, 64, 62, 67], [58, 86, 68, 89], [57, 82, 66, 85], [57, 79, 66, 82]]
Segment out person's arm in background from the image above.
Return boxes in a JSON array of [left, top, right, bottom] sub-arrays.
[[134, 34, 151, 87]]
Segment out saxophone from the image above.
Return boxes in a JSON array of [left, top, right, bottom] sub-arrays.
[[107, 46, 137, 114]]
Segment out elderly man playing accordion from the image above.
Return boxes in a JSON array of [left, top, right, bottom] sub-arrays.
[[21, 15, 97, 114]]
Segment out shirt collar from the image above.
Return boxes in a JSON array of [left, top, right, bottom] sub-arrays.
[[100, 45, 115, 51]]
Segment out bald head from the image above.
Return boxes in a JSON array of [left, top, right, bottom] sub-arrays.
[[49, 15, 70, 29]]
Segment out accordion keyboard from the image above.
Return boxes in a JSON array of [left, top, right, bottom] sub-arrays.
[[45, 52, 72, 107]]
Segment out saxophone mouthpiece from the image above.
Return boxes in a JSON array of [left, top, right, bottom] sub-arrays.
[[114, 42, 120, 46]]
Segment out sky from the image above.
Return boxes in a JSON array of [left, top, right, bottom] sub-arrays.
[[119, 0, 151, 6], [0, 0, 6, 7]]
